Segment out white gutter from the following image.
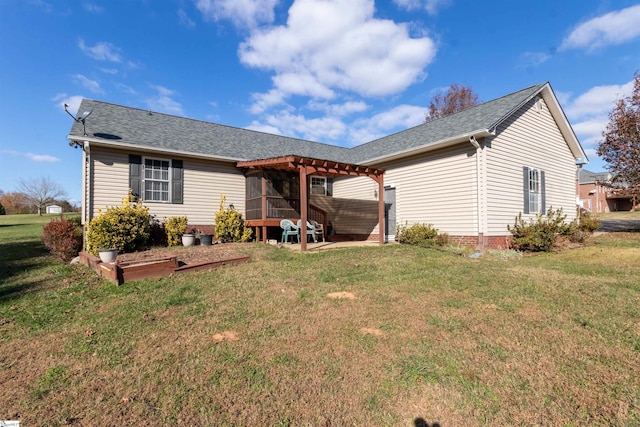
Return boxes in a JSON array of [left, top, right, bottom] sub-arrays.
[[363, 128, 495, 166], [469, 136, 484, 245]]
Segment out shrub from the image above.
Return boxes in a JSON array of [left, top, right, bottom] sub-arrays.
[[507, 207, 570, 252], [42, 218, 82, 262], [165, 216, 188, 246], [396, 222, 439, 247], [214, 195, 252, 243], [149, 216, 168, 246], [435, 232, 451, 246], [0, 203, 5, 215], [85, 193, 150, 256], [578, 211, 600, 232]]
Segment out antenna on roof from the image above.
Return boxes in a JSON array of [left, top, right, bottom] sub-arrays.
[[64, 103, 93, 136]]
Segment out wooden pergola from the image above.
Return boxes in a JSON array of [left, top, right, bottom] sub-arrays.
[[237, 155, 386, 251]]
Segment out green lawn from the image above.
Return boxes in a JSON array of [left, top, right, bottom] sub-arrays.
[[1, 214, 639, 426], [599, 210, 640, 220]]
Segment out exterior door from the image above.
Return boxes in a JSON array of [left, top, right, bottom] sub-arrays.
[[384, 187, 396, 242]]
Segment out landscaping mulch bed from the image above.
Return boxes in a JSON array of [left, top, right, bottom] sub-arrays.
[[116, 243, 245, 266]]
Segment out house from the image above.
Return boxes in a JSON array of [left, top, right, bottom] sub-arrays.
[[577, 168, 635, 212], [46, 204, 63, 214], [67, 82, 586, 250]]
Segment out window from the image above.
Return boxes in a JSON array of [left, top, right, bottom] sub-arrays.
[[310, 176, 327, 196], [144, 158, 170, 202], [129, 155, 183, 204], [523, 166, 545, 214]]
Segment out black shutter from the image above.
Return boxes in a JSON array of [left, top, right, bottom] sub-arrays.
[[540, 170, 546, 213], [523, 166, 530, 214], [171, 159, 183, 204], [326, 177, 333, 196], [129, 154, 142, 200]]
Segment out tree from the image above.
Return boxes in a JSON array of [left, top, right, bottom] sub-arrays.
[[16, 176, 67, 216], [426, 83, 480, 122], [597, 72, 640, 209]]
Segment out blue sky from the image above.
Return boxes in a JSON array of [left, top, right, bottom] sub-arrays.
[[1, 0, 639, 204]]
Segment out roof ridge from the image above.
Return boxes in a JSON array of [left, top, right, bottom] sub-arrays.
[[80, 98, 350, 151]]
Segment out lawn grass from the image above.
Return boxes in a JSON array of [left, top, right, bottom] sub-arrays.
[[1, 215, 639, 425], [599, 210, 640, 220]]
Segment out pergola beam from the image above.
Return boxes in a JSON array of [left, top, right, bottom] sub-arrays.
[[237, 155, 386, 251]]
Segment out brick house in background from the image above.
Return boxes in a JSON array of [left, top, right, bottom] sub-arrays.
[[577, 168, 635, 212]]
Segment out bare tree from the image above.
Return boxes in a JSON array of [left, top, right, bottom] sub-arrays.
[[17, 177, 67, 215], [597, 71, 640, 208], [426, 84, 480, 122]]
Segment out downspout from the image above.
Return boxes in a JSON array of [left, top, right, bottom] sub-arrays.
[[84, 140, 91, 226], [469, 136, 483, 247]]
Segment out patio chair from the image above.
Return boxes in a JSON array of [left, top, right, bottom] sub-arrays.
[[280, 219, 299, 243], [312, 220, 325, 242], [297, 219, 317, 243]]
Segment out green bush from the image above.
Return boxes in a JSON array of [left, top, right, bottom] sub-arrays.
[[165, 215, 188, 246], [507, 207, 570, 252], [396, 222, 439, 247], [85, 194, 150, 256], [214, 195, 252, 243], [578, 211, 600, 232], [42, 218, 83, 262]]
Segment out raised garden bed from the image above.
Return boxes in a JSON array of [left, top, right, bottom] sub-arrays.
[[79, 245, 249, 285]]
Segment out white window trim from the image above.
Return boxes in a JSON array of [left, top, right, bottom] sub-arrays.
[[310, 176, 327, 196], [143, 156, 172, 203]]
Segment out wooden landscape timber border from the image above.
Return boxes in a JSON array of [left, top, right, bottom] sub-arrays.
[[78, 252, 250, 285]]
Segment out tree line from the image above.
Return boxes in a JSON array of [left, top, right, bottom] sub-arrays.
[[0, 177, 79, 215]]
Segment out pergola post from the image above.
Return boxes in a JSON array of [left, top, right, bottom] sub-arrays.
[[299, 167, 308, 251], [261, 174, 268, 243]]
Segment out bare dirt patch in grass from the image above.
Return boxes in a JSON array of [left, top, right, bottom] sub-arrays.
[[327, 291, 356, 299], [211, 330, 239, 342]]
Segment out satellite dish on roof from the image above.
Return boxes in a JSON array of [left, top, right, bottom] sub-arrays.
[[64, 104, 92, 136], [77, 109, 93, 121]]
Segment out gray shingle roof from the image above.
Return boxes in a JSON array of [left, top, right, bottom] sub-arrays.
[[578, 168, 611, 184], [68, 83, 551, 165]]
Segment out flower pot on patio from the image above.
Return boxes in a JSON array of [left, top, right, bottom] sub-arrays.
[[182, 234, 195, 246], [200, 234, 213, 246], [98, 248, 117, 263]]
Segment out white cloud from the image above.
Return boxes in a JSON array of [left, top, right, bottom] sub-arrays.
[[195, 0, 278, 29], [392, 0, 450, 15], [560, 5, 640, 51], [116, 83, 137, 95], [82, 2, 104, 13], [240, 0, 436, 112], [349, 104, 426, 144], [2, 149, 61, 163], [145, 85, 185, 116], [307, 100, 369, 116], [564, 81, 634, 119], [100, 68, 118, 75], [564, 79, 635, 152], [178, 8, 196, 28], [256, 110, 347, 141], [72, 74, 103, 94], [78, 38, 122, 62], [52, 94, 84, 116], [517, 51, 551, 69]]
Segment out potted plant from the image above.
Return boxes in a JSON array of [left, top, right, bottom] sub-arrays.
[[182, 233, 195, 246], [98, 248, 117, 263]]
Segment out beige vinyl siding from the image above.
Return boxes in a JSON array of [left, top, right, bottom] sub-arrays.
[[89, 146, 244, 225], [485, 96, 577, 235], [329, 177, 381, 234], [333, 176, 377, 200], [381, 144, 478, 236]]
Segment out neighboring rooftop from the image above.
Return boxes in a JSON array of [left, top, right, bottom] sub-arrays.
[[69, 82, 580, 164], [578, 168, 612, 184]]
